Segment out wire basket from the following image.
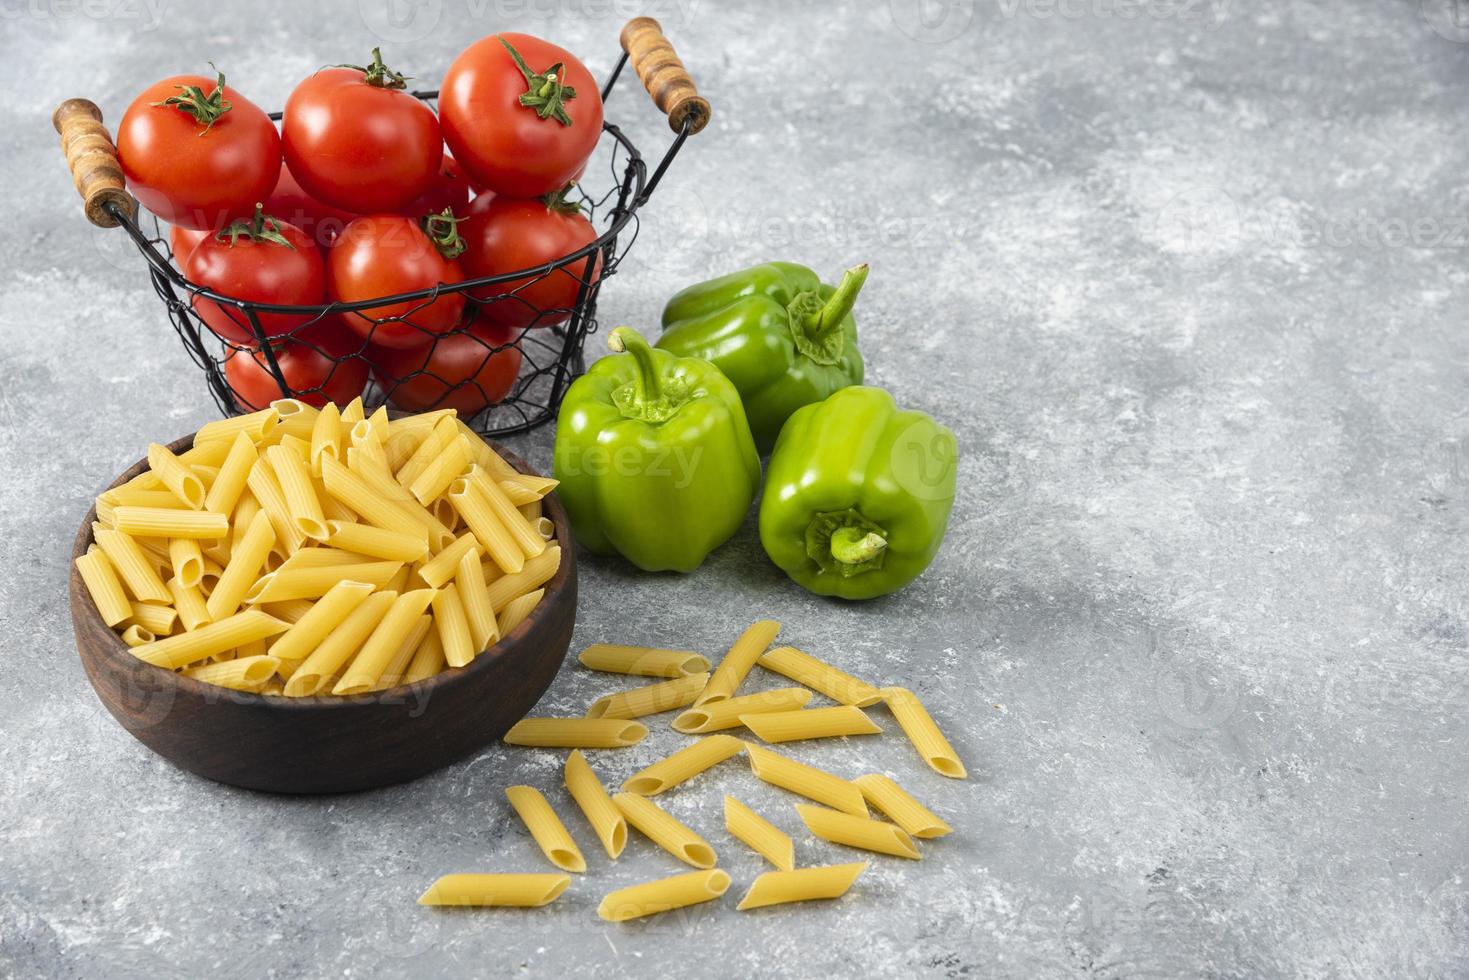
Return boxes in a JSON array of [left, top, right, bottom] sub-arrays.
[[53, 17, 711, 437]]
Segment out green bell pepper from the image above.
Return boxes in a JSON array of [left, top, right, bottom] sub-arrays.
[[759, 386, 958, 600], [656, 261, 868, 454], [553, 326, 761, 573]]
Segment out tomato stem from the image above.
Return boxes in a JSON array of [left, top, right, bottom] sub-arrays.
[[216, 203, 296, 249], [543, 184, 585, 216], [421, 208, 466, 260], [336, 47, 410, 89], [151, 63, 233, 133], [498, 36, 577, 126]]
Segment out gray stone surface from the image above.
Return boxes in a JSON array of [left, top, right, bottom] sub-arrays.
[[4, 0, 1469, 976]]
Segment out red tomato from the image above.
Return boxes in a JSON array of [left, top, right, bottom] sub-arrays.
[[439, 33, 603, 198], [328, 214, 466, 349], [224, 323, 368, 410], [118, 69, 280, 230], [169, 225, 210, 266], [282, 50, 441, 214], [459, 191, 600, 329], [399, 154, 470, 220], [264, 161, 358, 247], [372, 318, 522, 415], [184, 208, 326, 345]]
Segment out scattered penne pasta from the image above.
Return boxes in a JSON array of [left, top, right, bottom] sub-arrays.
[[795, 804, 922, 860], [419, 873, 570, 908], [564, 751, 627, 859], [851, 774, 953, 839], [695, 619, 781, 706], [881, 687, 967, 779], [585, 672, 710, 720], [612, 792, 717, 868], [597, 869, 730, 922], [672, 688, 814, 735], [757, 645, 884, 707], [506, 785, 587, 873], [745, 744, 869, 817], [736, 862, 869, 911], [503, 718, 648, 749], [739, 705, 883, 744], [577, 643, 711, 678], [620, 735, 746, 796], [723, 795, 794, 872]]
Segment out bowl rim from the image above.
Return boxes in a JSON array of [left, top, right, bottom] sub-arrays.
[[70, 430, 575, 711]]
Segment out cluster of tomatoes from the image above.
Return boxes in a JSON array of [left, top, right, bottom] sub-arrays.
[[116, 33, 606, 415]]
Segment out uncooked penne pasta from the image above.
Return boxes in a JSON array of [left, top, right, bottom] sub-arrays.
[[371, 613, 432, 691], [97, 488, 184, 526], [348, 449, 454, 549], [466, 466, 545, 559], [403, 627, 446, 685], [271, 399, 319, 442], [696, 619, 781, 706], [506, 785, 587, 873], [578, 644, 711, 678], [194, 406, 279, 445], [320, 456, 428, 544], [332, 589, 436, 695], [795, 804, 921, 860], [246, 456, 305, 553], [167, 537, 203, 589], [75, 548, 132, 626], [724, 795, 794, 871], [740, 705, 883, 744], [284, 591, 397, 697], [448, 477, 523, 574], [565, 750, 627, 859], [324, 521, 429, 563], [205, 432, 257, 516], [124, 602, 177, 637], [309, 401, 342, 477], [456, 548, 499, 652], [131, 610, 289, 670], [94, 527, 171, 603], [882, 687, 967, 779], [147, 442, 206, 509], [244, 560, 401, 604], [111, 507, 229, 540], [671, 688, 813, 735], [276, 547, 380, 569], [737, 862, 869, 911], [586, 672, 709, 720], [457, 420, 519, 478], [503, 718, 648, 749], [418, 873, 570, 908], [261, 597, 315, 624], [597, 869, 730, 922], [409, 432, 470, 506], [167, 576, 211, 632], [339, 396, 365, 426], [497, 473, 558, 505], [851, 774, 953, 839], [206, 509, 275, 621], [621, 735, 745, 796], [266, 580, 377, 662], [757, 645, 884, 708], [264, 444, 329, 541], [183, 655, 280, 692], [612, 793, 717, 868], [496, 588, 543, 636], [533, 516, 554, 540], [198, 557, 222, 596], [745, 744, 868, 817], [119, 624, 154, 647], [416, 532, 481, 589], [231, 492, 260, 554], [431, 583, 475, 669], [485, 547, 560, 613], [396, 414, 455, 488]]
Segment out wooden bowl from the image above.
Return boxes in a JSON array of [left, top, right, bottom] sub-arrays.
[[69, 433, 576, 794]]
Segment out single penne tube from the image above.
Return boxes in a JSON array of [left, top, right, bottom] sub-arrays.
[[111, 507, 229, 540], [147, 442, 206, 509], [119, 624, 155, 647], [506, 785, 587, 873], [270, 399, 319, 441], [533, 517, 554, 541], [740, 705, 883, 744], [795, 804, 921, 860], [247, 456, 305, 552], [133, 534, 173, 570], [309, 401, 342, 477], [193, 406, 280, 446], [168, 538, 203, 589], [349, 419, 388, 470], [416, 532, 481, 589], [276, 547, 381, 569], [409, 432, 471, 506], [348, 447, 454, 548], [264, 444, 329, 541], [320, 456, 429, 544], [244, 560, 401, 604], [448, 477, 523, 574], [431, 583, 475, 669], [851, 773, 953, 839], [497, 473, 559, 505], [395, 415, 455, 488], [737, 862, 869, 911], [94, 527, 171, 603], [503, 718, 648, 749], [457, 420, 519, 478], [724, 795, 794, 871], [745, 743, 868, 817], [103, 487, 188, 516], [564, 750, 627, 859], [198, 557, 222, 596], [621, 734, 745, 796], [206, 510, 276, 621], [260, 597, 315, 624], [75, 547, 133, 626], [578, 644, 711, 678], [597, 869, 730, 922], [179, 439, 233, 468], [432, 495, 458, 530], [496, 588, 543, 636], [204, 432, 257, 516], [881, 687, 967, 779], [184, 655, 280, 692], [371, 613, 432, 691], [485, 547, 560, 612], [284, 591, 397, 697], [332, 589, 437, 695], [131, 610, 289, 670], [388, 407, 456, 439], [672, 688, 814, 735], [695, 619, 781, 706], [124, 602, 177, 637], [466, 466, 546, 559], [339, 395, 365, 426], [324, 521, 429, 563], [757, 645, 884, 708], [456, 549, 499, 653], [611, 793, 717, 868], [585, 672, 710, 720], [418, 873, 569, 908], [231, 492, 260, 553], [167, 576, 211, 632], [403, 627, 446, 684], [189, 463, 220, 488], [365, 404, 390, 441]]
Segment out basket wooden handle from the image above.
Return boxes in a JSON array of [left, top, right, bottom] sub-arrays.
[[619, 17, 711, 135], [52, 98, 135, 228]]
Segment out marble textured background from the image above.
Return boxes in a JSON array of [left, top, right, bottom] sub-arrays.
[[4, 0, 1469, 976]]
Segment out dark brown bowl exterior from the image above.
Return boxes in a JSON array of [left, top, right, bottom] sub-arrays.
[[70, 434, 576, 794]]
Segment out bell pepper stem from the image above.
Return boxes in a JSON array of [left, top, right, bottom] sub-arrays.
[[830, 526, 886, 565], [609, 326, 663, 405], [810, 263, 869, 340]]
